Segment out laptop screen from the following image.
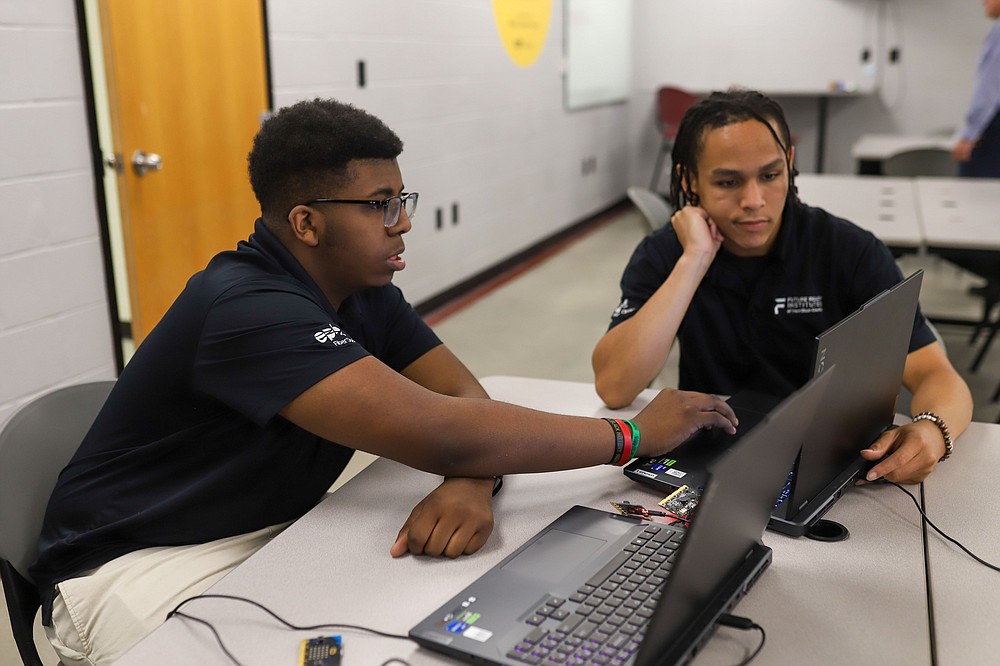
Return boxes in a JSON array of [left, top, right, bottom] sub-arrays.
[[635, 371, 835, 665], [786, 270, 923, 516]]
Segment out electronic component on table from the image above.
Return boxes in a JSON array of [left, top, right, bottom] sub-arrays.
[[658, 484, 701, 520], [299, 635, 342, 666], [609, 500, 668, 519]]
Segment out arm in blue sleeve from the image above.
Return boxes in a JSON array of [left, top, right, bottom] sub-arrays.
[[962, 22, 1000, 141]]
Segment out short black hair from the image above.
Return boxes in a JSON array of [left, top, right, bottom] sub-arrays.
[[668, 88, 799, 209], [247, 98, 403, 226]]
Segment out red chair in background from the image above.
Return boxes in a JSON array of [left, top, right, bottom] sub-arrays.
[[649, 86, 699, 192]]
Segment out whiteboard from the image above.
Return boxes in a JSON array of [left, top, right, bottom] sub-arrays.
[[633, 0, 879, 96], [564, 0, 633, 110]]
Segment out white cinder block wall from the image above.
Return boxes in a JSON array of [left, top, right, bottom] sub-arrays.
[[0, 1, 116, 426], [630, 0, 988, 176], [267, 1, 636, 303], [0, 0, 988, 424]]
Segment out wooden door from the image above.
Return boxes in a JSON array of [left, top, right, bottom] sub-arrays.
[[100, 0, 270, 343]]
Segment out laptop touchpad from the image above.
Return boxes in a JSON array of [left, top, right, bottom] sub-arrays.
[[501, 529, 606, 580]]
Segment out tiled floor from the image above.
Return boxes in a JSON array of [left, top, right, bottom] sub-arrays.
[[4, 205, 998, 666]]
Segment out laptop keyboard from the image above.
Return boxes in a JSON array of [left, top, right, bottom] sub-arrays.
[[507, 523, 685, 665], [773, 466, 796, 509]]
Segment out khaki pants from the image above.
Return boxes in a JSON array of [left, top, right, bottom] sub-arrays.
[[45, 522, 290, 666]]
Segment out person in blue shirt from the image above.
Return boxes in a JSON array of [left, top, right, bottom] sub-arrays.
[[952, 0, 1000, 177]]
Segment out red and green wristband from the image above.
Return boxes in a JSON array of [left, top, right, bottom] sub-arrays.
[[603, 418, 640, 465]]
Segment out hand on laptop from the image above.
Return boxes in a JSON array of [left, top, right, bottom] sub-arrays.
[[632, 389, 739, 457], [859, 421, 946, 484], [390, 476, 495, 558]]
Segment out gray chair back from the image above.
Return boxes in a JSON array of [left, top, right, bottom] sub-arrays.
[[882, 148, 958, 177], [626, 186, 674, 232], [0, 380, 112, 666], [0, 380, 113, 577]]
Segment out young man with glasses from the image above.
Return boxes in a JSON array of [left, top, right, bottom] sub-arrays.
[[593, 89, 973, 487], [32, 98, 739, 665]]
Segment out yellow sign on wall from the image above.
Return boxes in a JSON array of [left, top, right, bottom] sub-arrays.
[[491, 0, 553, 67]]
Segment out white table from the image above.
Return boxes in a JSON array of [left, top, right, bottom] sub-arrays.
[[921, 421, 1000, 665], [795, 174, 924, 250], [914, 177, 1000, 251], [110, 376, 1000, 666]]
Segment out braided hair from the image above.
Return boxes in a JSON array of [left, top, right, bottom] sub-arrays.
[[668, 88, 800, 210]]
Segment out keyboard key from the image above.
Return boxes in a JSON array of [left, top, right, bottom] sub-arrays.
[[556, 613, 586, 634], [572, 621, 600, 639], [585, 550, 631, 587], [523, 628, 550, 644], [508, 648, 541, 664]]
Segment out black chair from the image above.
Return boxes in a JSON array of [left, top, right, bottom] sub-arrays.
[[929, 248, 1000, 372], [0, 381, 114, 666], [968, 280, 1000, 372]]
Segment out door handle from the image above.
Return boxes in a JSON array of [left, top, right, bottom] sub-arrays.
[[105, 153, 124, 173], [131, 150, 163, 176]]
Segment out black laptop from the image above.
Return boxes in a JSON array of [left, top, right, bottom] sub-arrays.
[[624, 270, 923, 537], [409, 370, 834, 666]]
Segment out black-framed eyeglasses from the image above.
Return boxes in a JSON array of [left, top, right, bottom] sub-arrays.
[[300, 192, 418, 228]]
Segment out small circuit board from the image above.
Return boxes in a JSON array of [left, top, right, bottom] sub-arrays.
[[299, 635, 342, 666], [657, 484, 701, 520], [609, 500, 667, 519]]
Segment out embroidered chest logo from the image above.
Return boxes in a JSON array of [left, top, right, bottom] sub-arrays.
[[773, 295, 823, 315], [314, 324, 355, 346], [613, 298, 637, 319]]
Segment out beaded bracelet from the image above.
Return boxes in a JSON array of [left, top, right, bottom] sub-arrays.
[[912, 412, 953, 462]]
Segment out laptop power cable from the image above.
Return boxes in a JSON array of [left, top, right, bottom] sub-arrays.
[[877, 480, 1000, 572], [717, 613, 766, 665]]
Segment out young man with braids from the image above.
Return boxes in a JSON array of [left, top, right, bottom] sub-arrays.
[[593, 89, 972, 486], [31, 98, 738, 665]]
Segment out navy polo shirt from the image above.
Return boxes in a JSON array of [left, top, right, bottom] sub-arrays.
[[31, 220, 440, 613], [609, 201, 935, 397]]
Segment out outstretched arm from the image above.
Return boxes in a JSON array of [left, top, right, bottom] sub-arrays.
[[593, 206, 722, 408], [279, 354, 738, 477], [861, 342, 974, 484], [287, 347, 736, 549]]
